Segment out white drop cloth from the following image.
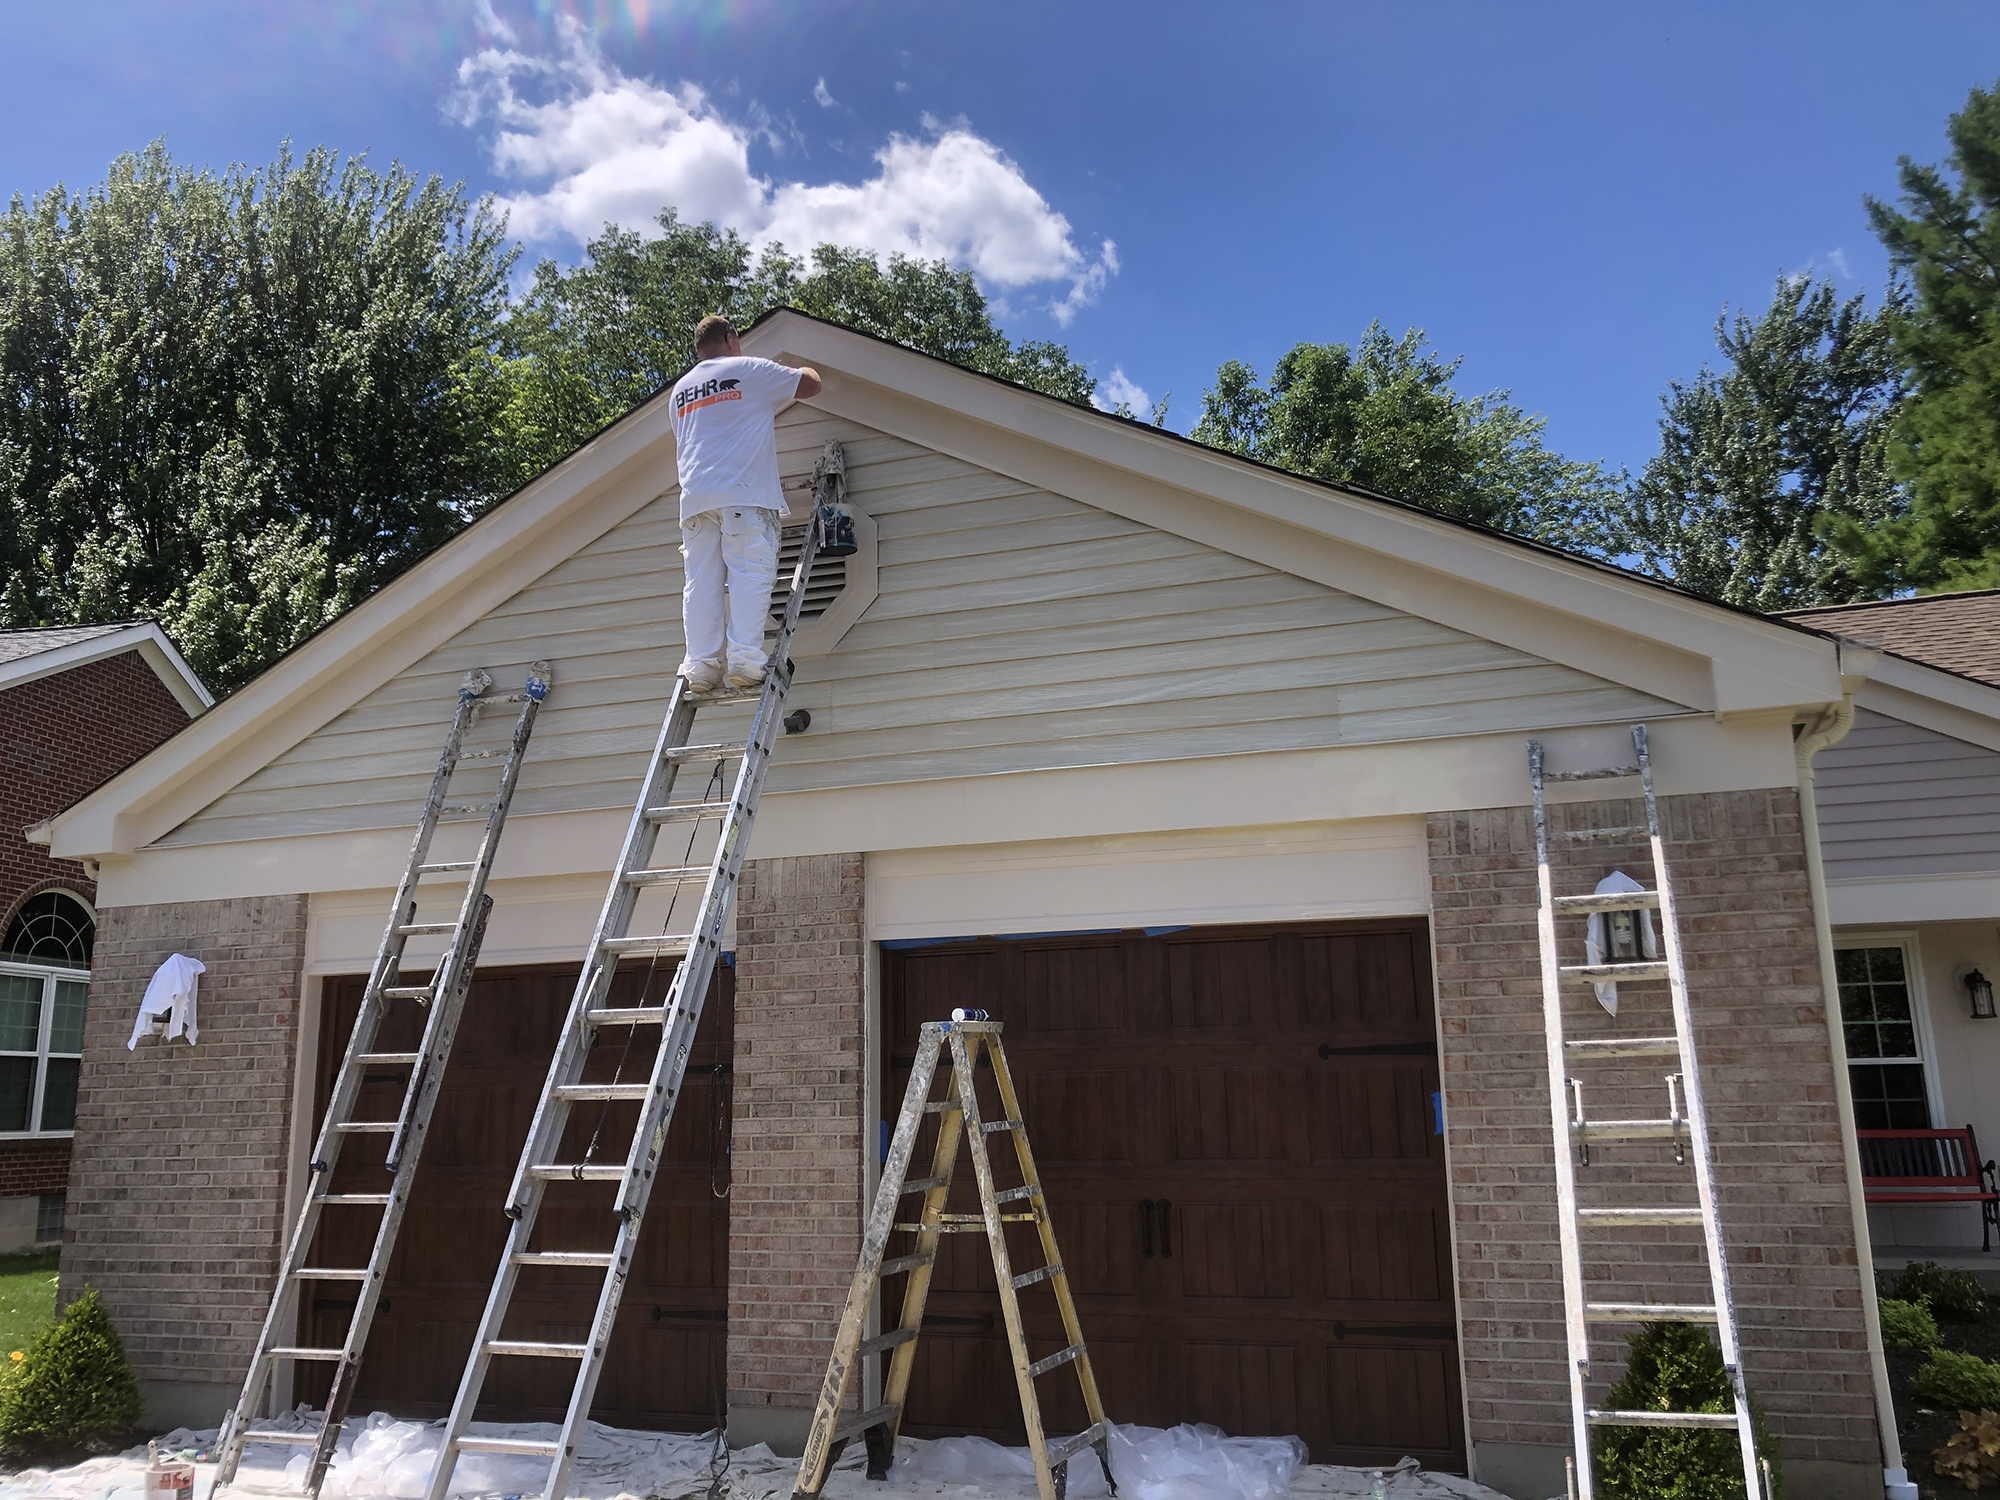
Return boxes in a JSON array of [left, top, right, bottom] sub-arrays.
[[127, 953, 203, 1049], [1582, 870, 1657, 1014], [0, 1413, 1519, 1500]]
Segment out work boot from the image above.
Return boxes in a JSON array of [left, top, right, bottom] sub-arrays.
[[725, 660, 767, 690], [680, 659, 723, 692]]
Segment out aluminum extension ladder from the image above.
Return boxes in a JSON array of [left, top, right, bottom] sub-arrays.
[[419, 445, 853, 1500], [1529, 724, 1765, 1500], [217, 662, 554, 1496], [792, 1017, 1112, 1500]]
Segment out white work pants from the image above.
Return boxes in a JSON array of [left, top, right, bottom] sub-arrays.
[[680, 505, 781, 675]]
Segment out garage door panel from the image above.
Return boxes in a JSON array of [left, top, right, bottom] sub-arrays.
[[1168, 1068, 1291, 1163], [1324, 1342, 1461, 1460], [1167, 939, 1280, 1031], [1311, 1063, 1441, 1163], [1014, 943, 1130, 1033], [1321, 1206, 1449, 1305], [1017, 1071, 1136, 1166], [1172, 1341, 1301, 1437], [1036, 1198, 1143, 1298], [1172, 1203, 1297, 1301]]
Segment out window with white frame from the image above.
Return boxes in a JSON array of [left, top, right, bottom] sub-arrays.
[[1835, 943, 1935, 1131], [0, 893, 93, 1136]]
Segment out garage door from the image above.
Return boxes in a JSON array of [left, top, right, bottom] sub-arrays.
[[883, 920, 1462, 1470], [298, 962, 730, 1429]]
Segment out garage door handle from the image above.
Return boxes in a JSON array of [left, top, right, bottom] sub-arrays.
[[1157, 1199, 1172, 1259], [1139, 1199, 1155, 1258]]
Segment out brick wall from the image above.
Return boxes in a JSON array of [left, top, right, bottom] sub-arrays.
[[728, 853, 866, 1442], [62, 895, 306, 1412], [1428, 789, 1878, 1479], [0, 1139, 71, 1197]]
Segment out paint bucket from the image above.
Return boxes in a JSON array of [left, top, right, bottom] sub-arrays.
[[145, 1441, 195, 1500]]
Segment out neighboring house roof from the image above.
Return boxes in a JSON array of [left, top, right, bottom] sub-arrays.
[[0, 621, 212, 714], [1781, 590, 2000, 689], [38, 308, 1849, 862]]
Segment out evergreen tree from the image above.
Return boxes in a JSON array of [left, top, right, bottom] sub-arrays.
[[1624, 277, 1905, 609], [1844, 79, 2000, 591], [1189, 324, 1624, 544]]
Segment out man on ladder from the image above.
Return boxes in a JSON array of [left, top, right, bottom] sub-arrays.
[[671, 314, 822, 693]]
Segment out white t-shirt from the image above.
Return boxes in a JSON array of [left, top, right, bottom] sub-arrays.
[[669, 355, 803, 520]]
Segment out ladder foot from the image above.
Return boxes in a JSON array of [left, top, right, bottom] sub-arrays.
[[863, 1422, 894, 1482]]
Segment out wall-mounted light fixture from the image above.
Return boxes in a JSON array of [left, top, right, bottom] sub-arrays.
[[1968, 967, 1997, 1021]]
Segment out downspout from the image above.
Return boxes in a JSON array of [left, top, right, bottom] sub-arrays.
[[1792, 640, 1915, 1500]]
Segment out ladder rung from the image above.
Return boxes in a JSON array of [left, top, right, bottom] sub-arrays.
[[269, 1347, 344, 1361], [881, 1251, 936, 1276], [600, 934, 695, 956], [418, 859, 477, 874], [688, 686, 766, 706], [333, 1121, 398, 1134], [622, 865, 709, 887], [1551, 890, 1662, 913], [1563, 962, 1670, 983], [994, 1184, 1042, 1205], [645, 800, 732, 823], [1029, 1343, 1083, 1378], [1573, 1118, 1682, 1141], [454, 748, 506, 760], [358, 1052, 421, 1066], [1012, 1263, 1062, 1290], [858, 1326, 919, 1358], [922, 1100, 963, 1114], [554, 1083, 651, 1102], [832, 1403, 900, 1443], [243, 1430, 322, 1446], [1565, 1036, 1681, 1060], [527, 1164, 626, 1182], [980, 1119, 1023, 1134], [664, 742, 745, 764], [317, 1194, 392, 1206], [586, 1007, 668, 1028], [440, 803, 494, 816], [484, 1340, 589, 1358], [381, 985, 433, 1001], [456, 1436, 563, 1456], [395, 921, 457, 936], [1587, 1302, 1718, 1323], [512, 1250, 617, 1268], [1047, 1423, 1109, 1468], [893, 1221, 988, 1234], [1577, 1207, 1704, 1227], [1586, 1409, 1741, 1430], [901, 1175, 949, 1194], [1546, 765, 1642, 782], [292, 1268, 369, 1281], [1556, 825, 1649, 842]]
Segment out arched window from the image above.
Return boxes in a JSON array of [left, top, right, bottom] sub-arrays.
[[3, 892, 94, 970], [0, 892, 93, 1135]]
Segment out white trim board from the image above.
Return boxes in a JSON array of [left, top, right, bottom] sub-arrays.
[[1830, 872, 2000, 927]]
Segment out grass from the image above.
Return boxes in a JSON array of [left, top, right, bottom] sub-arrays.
[[0, 1251, 60, 1363]]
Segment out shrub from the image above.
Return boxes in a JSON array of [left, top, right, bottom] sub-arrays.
[[1593, 1321, 1783, 1499], [1880, 1296, 1942, 1351], [1935, 1409, 2000, 1489], [0, 1288, 140, 1453], [1918, 1349, 2000, 1411], [1894, 1260, 1989, 1322]]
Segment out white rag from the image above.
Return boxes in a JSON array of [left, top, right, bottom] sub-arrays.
[[1583, 870, 1657, 1015], [127, 953, 203, 1049]]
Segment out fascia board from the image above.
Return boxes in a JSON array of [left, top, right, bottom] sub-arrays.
[[1857, 654, 2000, 753], [747, 314, 1843, 716], [48, 400, 685, 860], [0, 624, 212, 713]]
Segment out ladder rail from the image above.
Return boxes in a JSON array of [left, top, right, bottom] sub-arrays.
[[1632, 727, 1763, 1499]]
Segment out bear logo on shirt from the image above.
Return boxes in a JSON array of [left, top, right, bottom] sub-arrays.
[[718, 379, 741, 391]]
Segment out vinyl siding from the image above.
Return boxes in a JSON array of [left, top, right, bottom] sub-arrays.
[[1816, 708, 2000, 880], [154, 409, 1686, 849]]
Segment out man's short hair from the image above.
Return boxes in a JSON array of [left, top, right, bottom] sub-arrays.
[[694, 314, 736, 353]]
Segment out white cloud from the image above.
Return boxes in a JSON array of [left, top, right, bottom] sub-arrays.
[[894, 80, 912, 96], [452, 20, 1115, 321], [1092, 367, 1151, 416], [813, 77, 837, 109]]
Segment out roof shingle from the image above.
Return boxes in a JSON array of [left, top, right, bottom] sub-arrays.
[[1780, 590, 2000, 688], [0, 622, 137, 667]]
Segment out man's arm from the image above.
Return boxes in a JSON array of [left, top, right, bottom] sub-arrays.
[[793, 366, 823, 401]]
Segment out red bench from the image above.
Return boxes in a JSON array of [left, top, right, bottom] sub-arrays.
[[1859, 1126, 2000, 1252]]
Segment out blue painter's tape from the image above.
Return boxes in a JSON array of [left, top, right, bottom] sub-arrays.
[[879, 1119, 889, 1165], [721, 951, 736, 968], [879, 936, 980, 951], [1431, 1091, 1444, 1136], [1142, 925, 1192, 937], [997, 928, 1123, 942]]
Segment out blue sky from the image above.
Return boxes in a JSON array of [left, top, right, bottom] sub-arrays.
[[4, 2, 1998, 476]]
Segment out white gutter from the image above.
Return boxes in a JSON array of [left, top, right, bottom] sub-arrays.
[[1792, 639, 1915, 1500]]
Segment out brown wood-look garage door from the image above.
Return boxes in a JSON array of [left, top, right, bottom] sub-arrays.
[[297, 962, 730, 1429], [883, 920, 1463, 1471]]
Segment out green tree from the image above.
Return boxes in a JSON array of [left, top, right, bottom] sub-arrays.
[[0, 1288, 142, 1453], [499, 214, 1095, 482], [1189, 324, 1624, 543], [1623, 277, 1905, 609], [1845, 79, 2000, 591], [0, 141, 516, 693]]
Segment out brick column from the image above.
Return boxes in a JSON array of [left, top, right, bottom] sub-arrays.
[[63, 895, 307, 1429], [728, 853, 866, 1452], [1428, 790, 1880, 1500]]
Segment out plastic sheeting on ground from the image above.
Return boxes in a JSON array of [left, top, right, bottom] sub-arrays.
[[0, 1412, 1520, 1500]]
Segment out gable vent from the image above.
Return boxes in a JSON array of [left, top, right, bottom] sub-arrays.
[[768, 524, 848, 623]]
